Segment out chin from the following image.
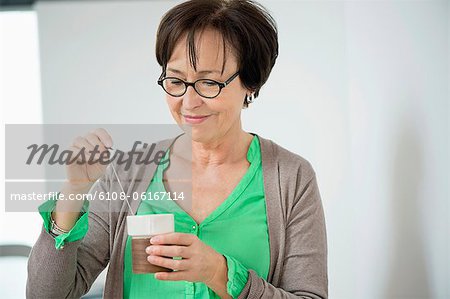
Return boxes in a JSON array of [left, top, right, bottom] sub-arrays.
[[182, 126, 216, 144], [185, 128, 206, 142]]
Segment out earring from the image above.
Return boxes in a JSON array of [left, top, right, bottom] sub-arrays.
[[246, 93, 255, 103]]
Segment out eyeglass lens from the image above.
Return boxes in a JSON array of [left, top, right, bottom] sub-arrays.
[[162, 78, 221, 98]]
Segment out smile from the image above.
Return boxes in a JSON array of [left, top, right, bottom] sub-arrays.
[[182, 114, 210, 124]]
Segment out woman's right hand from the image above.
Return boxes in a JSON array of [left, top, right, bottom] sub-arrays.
[[65, 128, 113, 189], [53, 128, 113, 231]]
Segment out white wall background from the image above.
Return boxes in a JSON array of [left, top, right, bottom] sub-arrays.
[[0, 11, 44, 298], [0, 11, 43, 246], [1, 0, 448, 298]]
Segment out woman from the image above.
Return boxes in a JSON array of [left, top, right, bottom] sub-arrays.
[[27, 0, 328, 298]]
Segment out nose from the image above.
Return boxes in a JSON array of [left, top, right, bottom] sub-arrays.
[[182, 84, 204, 110]]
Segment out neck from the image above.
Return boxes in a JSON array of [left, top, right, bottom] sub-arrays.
[[175, 125, 253, 168]]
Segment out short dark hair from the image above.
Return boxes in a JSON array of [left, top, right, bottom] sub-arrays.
[[155, 0, 279, 107]]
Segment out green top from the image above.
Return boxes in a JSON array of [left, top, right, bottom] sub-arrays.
[[123, 135, 269, 298], [39, 134, 270, 299], [38, 196, 89, 250]]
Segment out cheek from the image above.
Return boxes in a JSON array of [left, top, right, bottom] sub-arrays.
[[166, 98, 182, 120], [215, 87, 246, 112], [166, 97, 179, 111], [212, 99, 243, 125]]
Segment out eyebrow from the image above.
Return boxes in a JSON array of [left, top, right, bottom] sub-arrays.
[[166, 68, 222, 76]]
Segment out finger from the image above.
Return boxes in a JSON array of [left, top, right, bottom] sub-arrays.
[[67, 144, 102, 170], [92, 128, 113, 148], [85, 133, 107, 152], [67, 145, 84, 163], [85, 133, 110, 162], [146, 245, 191, 258], [66, 146, 93, 184], [147, 255, 187, 271], [154, 270, 189, 281], [150, 232, 195, 246], [72, 136, 94, 154], [72, 136, 94, 160]]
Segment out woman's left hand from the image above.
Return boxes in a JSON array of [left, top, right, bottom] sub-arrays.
[[145, 232, 230, 297]]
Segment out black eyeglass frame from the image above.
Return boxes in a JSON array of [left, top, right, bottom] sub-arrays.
[[157, 71, 240, 99]]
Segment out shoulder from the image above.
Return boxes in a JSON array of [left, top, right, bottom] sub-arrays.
[[255, 134, 323, 223], [256, 134, 317, 182]]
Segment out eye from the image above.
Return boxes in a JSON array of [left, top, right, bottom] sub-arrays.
[[167, 78, 184, 86], [200, 80, 217, 87]]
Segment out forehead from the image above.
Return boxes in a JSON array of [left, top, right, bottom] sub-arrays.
[[168, 28, 237, 74]]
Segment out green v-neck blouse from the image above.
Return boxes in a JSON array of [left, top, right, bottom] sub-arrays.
[[123, 135, 269, 298], [39, 135, 270, 298]]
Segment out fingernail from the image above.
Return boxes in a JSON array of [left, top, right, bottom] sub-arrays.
[[150, 236, 160, 244], [145, 246, 151, 254]]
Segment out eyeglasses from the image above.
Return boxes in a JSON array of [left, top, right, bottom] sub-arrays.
[[157, 71, 239, 99]]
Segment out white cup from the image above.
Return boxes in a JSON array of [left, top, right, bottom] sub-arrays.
[[127, 214, 174, 274], [127, 214, 174, 237]]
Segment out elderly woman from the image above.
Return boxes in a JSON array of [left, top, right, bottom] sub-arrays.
[[27, 0, 328, 298]]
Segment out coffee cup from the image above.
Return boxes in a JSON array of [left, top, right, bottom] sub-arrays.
[[127, 214, 174, 274]]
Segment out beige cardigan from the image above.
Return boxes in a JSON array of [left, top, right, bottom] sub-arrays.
[[27, 133, 328, 298]]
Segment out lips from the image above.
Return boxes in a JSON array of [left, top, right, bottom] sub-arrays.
[[182, 114, 210, 124], [184, 115, 209, 119]]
